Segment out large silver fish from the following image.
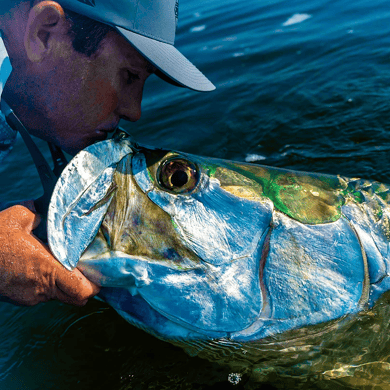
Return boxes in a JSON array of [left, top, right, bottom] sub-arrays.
[[47, 134, 390, 384]]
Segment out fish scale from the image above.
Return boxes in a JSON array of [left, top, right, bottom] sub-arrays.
[[47, 136, 390, 375]]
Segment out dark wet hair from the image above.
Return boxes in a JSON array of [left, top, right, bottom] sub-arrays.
[[27, 0, 114, 57], [3, 2, 112, 58], [64, 9, 116, 57]]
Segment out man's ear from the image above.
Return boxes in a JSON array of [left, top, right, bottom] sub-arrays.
[[24, 1, 69, 63]]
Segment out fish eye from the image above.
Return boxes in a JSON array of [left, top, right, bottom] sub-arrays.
[[157, 157, 200, 194]]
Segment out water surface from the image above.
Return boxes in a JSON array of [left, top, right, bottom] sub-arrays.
[[1, 0, 390, 388]]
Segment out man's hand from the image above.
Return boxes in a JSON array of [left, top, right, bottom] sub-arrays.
[[0, 205, 100, 306]]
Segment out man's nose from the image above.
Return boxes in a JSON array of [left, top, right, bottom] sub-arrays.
[[116, 85, 143, 122]]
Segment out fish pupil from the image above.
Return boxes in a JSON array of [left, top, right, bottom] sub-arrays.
[[171, 170, 188, 187], [158, 157, 199, 193]]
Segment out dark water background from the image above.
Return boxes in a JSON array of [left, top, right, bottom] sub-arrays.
[[1, 0, 390, 388]]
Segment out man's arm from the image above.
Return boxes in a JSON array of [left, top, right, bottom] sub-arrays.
[[0, 205, 100, 306]]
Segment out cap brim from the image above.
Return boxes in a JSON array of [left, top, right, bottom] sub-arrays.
[[115, 26, 215, 92]]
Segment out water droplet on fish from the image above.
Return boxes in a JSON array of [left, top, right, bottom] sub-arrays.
[[228, 373, 242, 385]]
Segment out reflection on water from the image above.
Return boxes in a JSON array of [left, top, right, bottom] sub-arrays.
[[1, 0, 390, 388], [185, 292, 390, 389], [0, 300, 235, 389], [2, 292, 390, 389]]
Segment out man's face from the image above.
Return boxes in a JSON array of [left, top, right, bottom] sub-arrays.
[[11, 28, 156, 155]]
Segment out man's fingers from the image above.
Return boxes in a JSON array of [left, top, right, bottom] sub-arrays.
[[54, 287, 89, 307], [28, 228, 101, 303], [0, 205, 100, 307], [55, 265, 101, 304]]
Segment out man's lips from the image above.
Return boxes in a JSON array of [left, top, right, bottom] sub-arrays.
[[94, 127, 119, 141], [95, 120, 120, 133]]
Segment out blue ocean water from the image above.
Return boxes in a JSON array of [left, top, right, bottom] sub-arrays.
[[1, 0, 390, 388]]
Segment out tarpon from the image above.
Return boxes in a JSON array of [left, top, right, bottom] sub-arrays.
[[47, 134, 390, 382]]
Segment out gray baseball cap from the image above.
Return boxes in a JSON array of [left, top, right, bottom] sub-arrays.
[[59, 0, 215, 92]]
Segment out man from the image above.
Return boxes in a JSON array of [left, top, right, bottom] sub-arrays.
[[0, 0, 215, 306]]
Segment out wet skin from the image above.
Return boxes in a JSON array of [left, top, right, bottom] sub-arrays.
[[2, 1, 156, 155], [0, 1, 155, 306]]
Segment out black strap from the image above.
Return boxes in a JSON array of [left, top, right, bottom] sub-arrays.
[[48, 142, 68, 178], [1, 100, 67, 240]]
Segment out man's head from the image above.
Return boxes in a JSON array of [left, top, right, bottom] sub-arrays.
[[0, 1, 214, 154], [1, 1, 115, 57]]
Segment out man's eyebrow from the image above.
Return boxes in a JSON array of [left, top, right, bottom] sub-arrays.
[[125, 51, 156, 74]]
